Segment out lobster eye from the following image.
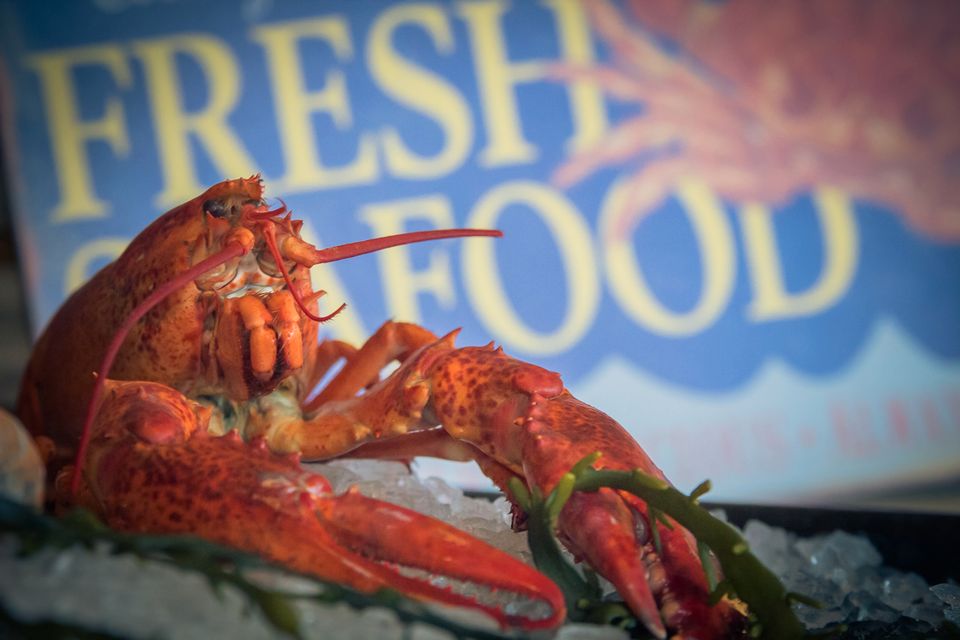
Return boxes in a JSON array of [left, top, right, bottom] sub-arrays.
[[203, 199, 229, 219]]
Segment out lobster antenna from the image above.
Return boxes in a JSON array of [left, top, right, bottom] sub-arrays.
[[311, 228, 502, 263], [69, 242, 248, 497], [265, 226, 503, 323]]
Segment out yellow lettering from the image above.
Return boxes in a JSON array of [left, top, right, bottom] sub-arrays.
[[458, 0, 608, 167], [132, 35, 256, 208], [65, 238, 129, 294], [368, 4, 473, 179], [463, 181, 598, 354], [601, 179, 735, 336], [742, 187, 859, 320], [457, 0, 540, 166], [26, 45, 132, 221], [541, 0, 608, 152], [359, 195, 457, 323], [252, 18, 379, 191]]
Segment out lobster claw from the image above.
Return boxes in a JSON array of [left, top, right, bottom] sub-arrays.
[[399, 340, 747, 639], [559, 490, 736, 639], [312, 489, 564, 629], [511, 404, 742, 639], [70, 380, 565, 631]]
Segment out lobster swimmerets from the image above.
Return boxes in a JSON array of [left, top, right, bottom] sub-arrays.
[[18, 176, 744, 638]]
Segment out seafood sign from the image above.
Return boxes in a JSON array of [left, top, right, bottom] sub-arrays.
[[1, 0, 958, 502]]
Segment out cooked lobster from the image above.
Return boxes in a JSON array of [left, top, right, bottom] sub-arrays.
[[18, 176, 743, 638]]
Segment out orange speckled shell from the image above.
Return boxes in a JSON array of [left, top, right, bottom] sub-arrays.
[[16, 177, 315, 461]]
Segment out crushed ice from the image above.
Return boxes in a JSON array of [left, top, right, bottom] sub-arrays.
[[737, 518, 955, 631], [0, 459, 957, 638]]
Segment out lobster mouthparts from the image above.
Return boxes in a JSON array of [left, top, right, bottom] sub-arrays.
[[193, 176, 501, 324]]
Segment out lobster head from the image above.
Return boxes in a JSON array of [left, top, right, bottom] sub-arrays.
[[189, 177, 325, 308], [180, 177, 338, 402], [180, 176, 500, 402], [38, 176, 499, 496]]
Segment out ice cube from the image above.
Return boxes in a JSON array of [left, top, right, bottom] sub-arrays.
[[795, 530, 882, 576], [879, 571, 929, 611], [555, 622, 630, 640], [743, 519, 799, 575], [845, 589, 901, 623], [931, 582, 960, 625], [903, 597, 946, 626], [793, 601, 846, 630]]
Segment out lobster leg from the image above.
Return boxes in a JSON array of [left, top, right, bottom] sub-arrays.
[[65, 380, 565, 630], [251, 322, 445, 458], [304, 321, 439, 408]]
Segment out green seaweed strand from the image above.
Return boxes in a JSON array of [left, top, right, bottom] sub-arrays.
[[516, 455, 813, 640], [0, 497, 512, 640]]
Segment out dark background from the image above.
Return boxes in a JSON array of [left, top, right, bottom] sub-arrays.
[[0, 150, 31, 412]]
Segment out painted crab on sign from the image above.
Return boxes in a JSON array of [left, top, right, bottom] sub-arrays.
[[554, 0, 960, 241], [18, 176, 745, 638]]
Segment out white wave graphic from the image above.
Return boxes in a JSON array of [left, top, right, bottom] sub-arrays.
[[572, 319, 960, 504], [415, 319, 960, 501]]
